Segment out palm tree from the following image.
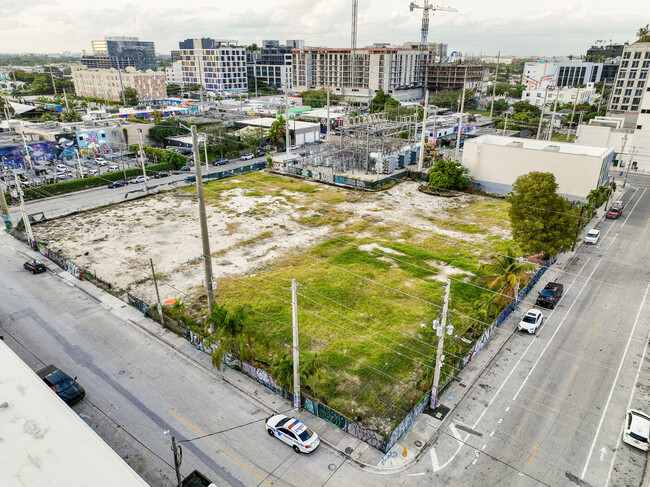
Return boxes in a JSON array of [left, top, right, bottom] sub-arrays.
[[271, 355, 294, 396], [299, 353, 322, 394], [637, 24, 649, 42], [476, 248, 535, 307], [266, 115, 286, 147], [206, 304, 265, 369], [152, 111, 163, 124]]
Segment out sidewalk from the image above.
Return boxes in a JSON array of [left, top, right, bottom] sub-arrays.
[[6, 182, 629, 474]]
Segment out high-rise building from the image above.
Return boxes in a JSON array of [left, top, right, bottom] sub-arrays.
[[247, 40, 298, 91], [607, 41, 650, 127], [178, 38, 247, 94], [585, 43, 626, 62], [71, 66, 166, 102], [81, 36, 157, 71], [523, 59, 603, 90], [292, 44, 429, 103], [427, 63, 490, 93]]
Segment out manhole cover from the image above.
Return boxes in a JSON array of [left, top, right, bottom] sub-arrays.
[[328, 464, 337, 471], [414, 440, 423, 448], [119, 370, 126, 375], [345, 447, 354, 455]]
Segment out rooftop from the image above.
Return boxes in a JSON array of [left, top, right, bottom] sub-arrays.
[[467, 134, 612, 157]]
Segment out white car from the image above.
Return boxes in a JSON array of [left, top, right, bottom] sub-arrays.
[[623, 409, 650, 451], [108, 165, 119, 172], [95, 158, 108, 166], [290, 145, 300, 151], [584, 229, 600, 244], [130, 175, 148, 184], [518, 308, 544, 334], [56, 164, 69, 172], [241, 153, 254, 160], [89, 168, 99, 176], [266, 414, 320, 453]]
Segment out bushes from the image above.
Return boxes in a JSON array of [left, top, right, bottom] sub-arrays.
[[127, 145, 187, 169]]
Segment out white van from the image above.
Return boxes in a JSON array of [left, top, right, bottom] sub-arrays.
[[108, 165, 119, 172]]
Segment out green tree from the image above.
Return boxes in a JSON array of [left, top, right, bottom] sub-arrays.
[[637, 24, 650, 42], [60, 110, 82, 122], [166, 83, 181, 97], [490, 99, 509, 115], [370, 89, 399, 113], [151, 111, 163, 124], [124, 87, 138, 106], [148, 119, 187, 145], [427, 158, 472, 191], [270, 355, 294, 394], [507, 85, 525, 99], [39, 113, 56, 122], [246, 43, 260, 52], [476, 248, 535, 307], [431, 89, 475, 109], [206, 304, 265, 368], [267, 115, 286, 146], [299, 89, 342, 108], [299, 353, 322, 394], [506, 172, 578, 258]]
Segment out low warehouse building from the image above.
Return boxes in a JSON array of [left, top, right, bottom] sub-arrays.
[[462, 135, 614, 201]]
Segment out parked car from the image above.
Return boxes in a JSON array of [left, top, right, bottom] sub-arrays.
[[518, 309, 544, 334], [184, 174, 196, 182], [623, 409, 650, 451], [290, 145, 300, 151], [89, 169, 99, 176], [179, 166, 191, 172], [36, 365, 85, 405], [108, 180, 128, 188], [212, 158, 229, 166], [154, 171, 170, 178], [130, 175, 148, 184], [255, 149, 268, 157], [108, 164, 119, 172], [55, 164, 68, 172], [55, 172, 68, 180], [584, 229, 600, 244], [535, 282, 564, 309], [95, 158, 108, 166], [611, 200, 625, 209], [266, 414, 320, 453], [241, 153, 254, 160], [606, 207, 623, 219], [23, 260, 47, 274]]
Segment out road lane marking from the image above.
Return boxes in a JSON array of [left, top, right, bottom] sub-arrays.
[[170, 409, 272, 486], [581, 283, 650, 480], [565, 370, 575, 387], [606, 233, 618, 251], [592, 321, 599, 333], [482, 444, 487, 450], [513, 261, 601, 402], [430, 447, 439, 470], [526, 442, 540, 468], [620, 187, 646, 229], [498, 418, 503, 424], [472, 458, 478, 465], [605, 284, 650, 485], [505, 407, 510, 412], [490, 431, 495, 437]]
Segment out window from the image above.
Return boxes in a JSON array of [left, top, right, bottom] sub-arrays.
[[617, 80, 624, 87], [636, 89, 643, 96], [633, 98, 641, 105], [644, 61, 650, 68], [621, 105, 628, 110], [619, 71, 627, 78], [612, 97, 620, 104], [632, 61, 640, 68], [621, 61, 629, 67], [634, 52, 642, 59], [638, 125, 643, 130], [623, 97, 630, 103], [624, 52, 631, 59], [630, 71, 637, 79], [625, 89, 632, 95], [615, 89, 622, 95], [628, 80, 635, 87]]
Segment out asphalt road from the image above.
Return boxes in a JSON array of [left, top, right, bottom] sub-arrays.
[[424, 181, 650, 486]]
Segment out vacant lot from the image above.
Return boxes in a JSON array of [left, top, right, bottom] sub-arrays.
[[35, 172, 514, 432]]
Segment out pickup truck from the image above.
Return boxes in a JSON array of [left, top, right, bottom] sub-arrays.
[[535, 282, 564, 309]]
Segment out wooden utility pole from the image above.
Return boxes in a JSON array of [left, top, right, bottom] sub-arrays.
[[431, 279, 451, 409], [150, 258, 164, 323], [171, 436, 182, 487], [292, 278, 301, 410]]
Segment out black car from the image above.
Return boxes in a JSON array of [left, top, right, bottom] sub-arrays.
[[535, 282, 564, 309], [24, 260, 47, 273], [154, 171, 170, 178], [255, 149, 268, 157], [179, 166, 191, 172], [108, 179, 128, 188], [36, 365, 85, 404], [212, 158, 229, 166]]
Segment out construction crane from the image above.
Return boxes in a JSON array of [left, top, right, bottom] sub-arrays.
[[409, 1, 457, 47]]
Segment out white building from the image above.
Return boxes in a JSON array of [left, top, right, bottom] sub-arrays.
[[234, 117, 320, 146], [292, 44, 428, 103], [71, 65, 166, 102], [164, 60, 184, 87], [607, 41, 650, 128], [523, 59, 603, 90], [462, 135, 614, 201], [0, 341, 149, 487], [178, 38, 247, 94], [521, 84, 597, 107]]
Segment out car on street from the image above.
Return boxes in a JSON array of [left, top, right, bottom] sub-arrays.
[[606, 207, 623, 219], [36, 365, 85, 405], [241, 153, 254, 160], [23, 260, 47, 274], [290, 145, 300, 151], [266, 414, 320, 453], [255, 149, 268, 157], [212, 158, 229, 166], [107, 179, 128, 188], [130, 175, 148, 184], [179, 166, 191, 171], [535, 282, 563, 309], [623, 409, 650, 451], [154, 171, 170, 178], [95, 158, 108, 166], [518, 308, 544, 334], [584, 229, 600, 244], [185, 174, 196, 182]]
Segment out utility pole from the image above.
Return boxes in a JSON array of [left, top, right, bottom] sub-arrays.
[[150, 258, 164, 323], [624, 147, 635, 189], [115, 55, 126, 106], [138, 131, 149, 193], [0, 178, 11, 231], [20, 132, 34, 171], [191, 124, 216, 323], [291, 278, 301, 410], [454, 68, 468, 161], [75, 149, 84, 178], [63, 89, 69, 111], [48, 66, 58, 96], [171, 436, 182, 487], [566, 87, 581, 141], [284, 78, 291, 153], [326, 87, 331, 143], [13, 171, 33, 245], [536, 87, 549, 140], [547, 94, 559, 141], [502, 112, 508, 135], [418, 89, 429, 172], [430, 278, 451, 410], [489, 51, 500, 120], [203, 137, 209, 175]]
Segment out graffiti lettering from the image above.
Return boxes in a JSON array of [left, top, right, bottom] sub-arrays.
[[381, 392, 430, 453], [379, 450, 397, 466]]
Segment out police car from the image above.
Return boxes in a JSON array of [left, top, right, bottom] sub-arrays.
[[266, 414, 320, 453]]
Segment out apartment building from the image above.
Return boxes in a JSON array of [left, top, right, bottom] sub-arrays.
[[523, 59, 603, 90], [521, 84, 597, 107], [607, 42, 650, 127], [426, 63, 490, 93], [247, 40, 297, 90], [81, 36, 157, 71], [178, 38, 247, 94], [292, 44, 428, 103], [71, 65, 166, 102], [165, 61, 184, 87]]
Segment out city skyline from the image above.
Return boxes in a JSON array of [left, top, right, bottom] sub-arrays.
[[0, 0, 646, 57]]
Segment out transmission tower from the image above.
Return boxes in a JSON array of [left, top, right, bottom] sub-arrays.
[[351, 0, 358, 49]]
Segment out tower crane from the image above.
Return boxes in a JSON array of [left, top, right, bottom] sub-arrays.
[[409, 1, 457, 47]]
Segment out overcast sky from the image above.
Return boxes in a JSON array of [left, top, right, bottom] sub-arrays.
[[0, 0, 644, 57]]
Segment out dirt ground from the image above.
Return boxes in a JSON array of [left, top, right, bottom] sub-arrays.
[[34, 174, 509, 305]]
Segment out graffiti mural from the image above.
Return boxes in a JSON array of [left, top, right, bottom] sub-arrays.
[[76, 129, 110, 158], [0, 141, 60, 167], [241, 362, 283, 395], [381, 392, 430, 452]]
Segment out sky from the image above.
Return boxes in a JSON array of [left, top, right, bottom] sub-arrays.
[[0, 0, 645, 57]]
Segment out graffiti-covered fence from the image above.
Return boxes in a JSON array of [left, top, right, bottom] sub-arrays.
[[276, 167, 428, 191]]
